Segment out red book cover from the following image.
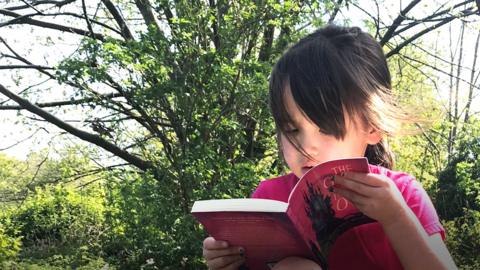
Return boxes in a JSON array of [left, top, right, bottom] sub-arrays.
[[191, 157, 375, 270]]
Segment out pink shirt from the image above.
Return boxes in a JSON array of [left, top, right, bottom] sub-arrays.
[[251, 165, 445, 270]]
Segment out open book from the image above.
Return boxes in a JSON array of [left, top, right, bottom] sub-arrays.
[[191, 157, 375, 270]]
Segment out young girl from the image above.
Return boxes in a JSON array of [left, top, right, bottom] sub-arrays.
[[202, 25, 457, 270]]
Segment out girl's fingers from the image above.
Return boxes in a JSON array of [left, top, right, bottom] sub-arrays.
[[203, 237, 229, 249], [333, 186, 368, 206], [204, 246, 244, 261], [341, 172, 389, 187], [334, 175, 376, 196], [207, 254, 245, 269]]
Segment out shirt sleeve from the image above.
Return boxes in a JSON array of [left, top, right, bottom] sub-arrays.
[[250, 182, 266, 199], [396, 175, 446, 240]]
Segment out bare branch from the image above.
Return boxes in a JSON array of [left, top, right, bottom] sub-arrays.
[[0, 78, 51, 105], [0, 128, 46, 151], [82, 0, 95, 39], [101, 0, 134, 40], [25, 154, 49, 190], [396, 50, 480, 91], [388, 0, 474, 40], [19, 0, 44, 14], [4, 0, 76, 11], [464, 30, 480, 123], [0, 83, 154, 172], [415, 123, 441, 155], [134, 0, 161, 33], [385, 7, 477, 58], [0, 92, 122, 110], [0, 65, 53, 70], [328, 0, 343, 24], [380, 0, 422, 45], [0, 8, 107, 41], [11, 11, 124, 35]]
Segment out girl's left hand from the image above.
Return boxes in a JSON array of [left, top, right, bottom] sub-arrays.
[[332, 172, 409, 227]]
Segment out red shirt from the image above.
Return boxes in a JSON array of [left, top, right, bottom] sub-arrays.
[[251, 165, 445, 270]]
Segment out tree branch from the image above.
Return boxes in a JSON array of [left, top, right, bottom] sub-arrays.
[[328, 0, 343, 24], [258, 20, 274, 62], [0, 84, 154, 172], [81, 0, 95, 39], [9, 11, 124, 35], [0, 8, 106, 41], [101, 0, 134, 41], [388, 0, 474, 40], [208, 0, 221, 50], [385, 7, 477, 58], [464, 31, 480, 123], [0, 128, 46, 151], [134, 0, 161, 33], [380, 0, 422, 45], [396, 50, 480, 91], [0, 65, 53, 70], [0, 92, 122, 110], [4, 0, 75, 11]]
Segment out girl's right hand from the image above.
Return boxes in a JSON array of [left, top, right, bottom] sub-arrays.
[[202, 237, 245, 270]]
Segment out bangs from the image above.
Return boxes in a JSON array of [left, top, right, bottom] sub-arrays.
[[269, 38, 356, 141]]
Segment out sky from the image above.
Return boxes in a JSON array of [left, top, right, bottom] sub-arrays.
[[0, 0, 479, 161]]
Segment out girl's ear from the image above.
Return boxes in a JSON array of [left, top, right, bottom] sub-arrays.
[[366, 128, 382, 145]]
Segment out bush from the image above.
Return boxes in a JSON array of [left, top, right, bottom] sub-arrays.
[[6, 185, 106, 269], [0, 221, 21, 264], [444, 209, 480, 269]]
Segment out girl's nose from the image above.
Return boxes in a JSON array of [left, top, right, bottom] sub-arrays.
[[300, 134, 321, 158]]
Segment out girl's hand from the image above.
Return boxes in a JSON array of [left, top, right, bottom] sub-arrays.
[[202, 237, 245, 270], [332, 172, 409, 227]]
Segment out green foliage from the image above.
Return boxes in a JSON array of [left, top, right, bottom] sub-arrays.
[[388, 48, 443, 188], [1, 257, 112, 270], [444, 210, 480, 270], [0, 221, 21, 264], [386, 40, 480, 268], [4, 185, 106, 269], [435, 123, 480, 220], [0, 147, 99, 209]]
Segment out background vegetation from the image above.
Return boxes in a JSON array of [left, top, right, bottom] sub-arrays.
[[0, 0, 479, 269]]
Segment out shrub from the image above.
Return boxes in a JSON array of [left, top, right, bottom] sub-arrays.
[[7, 185, 105, 268], [444, 209, 480, 269]]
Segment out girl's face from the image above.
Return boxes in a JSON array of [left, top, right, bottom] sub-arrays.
[[280, 87, 381, 178]]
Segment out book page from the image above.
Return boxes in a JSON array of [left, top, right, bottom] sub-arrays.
[[191, 198, 288, 213]]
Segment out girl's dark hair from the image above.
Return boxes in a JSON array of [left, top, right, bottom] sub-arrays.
[[270, 25, 404, 169]]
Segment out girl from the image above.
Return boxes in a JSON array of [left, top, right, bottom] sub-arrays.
[[202, 25, 457, 270]]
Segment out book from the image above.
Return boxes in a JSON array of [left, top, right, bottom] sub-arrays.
[[191, 157, 375, 270]]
